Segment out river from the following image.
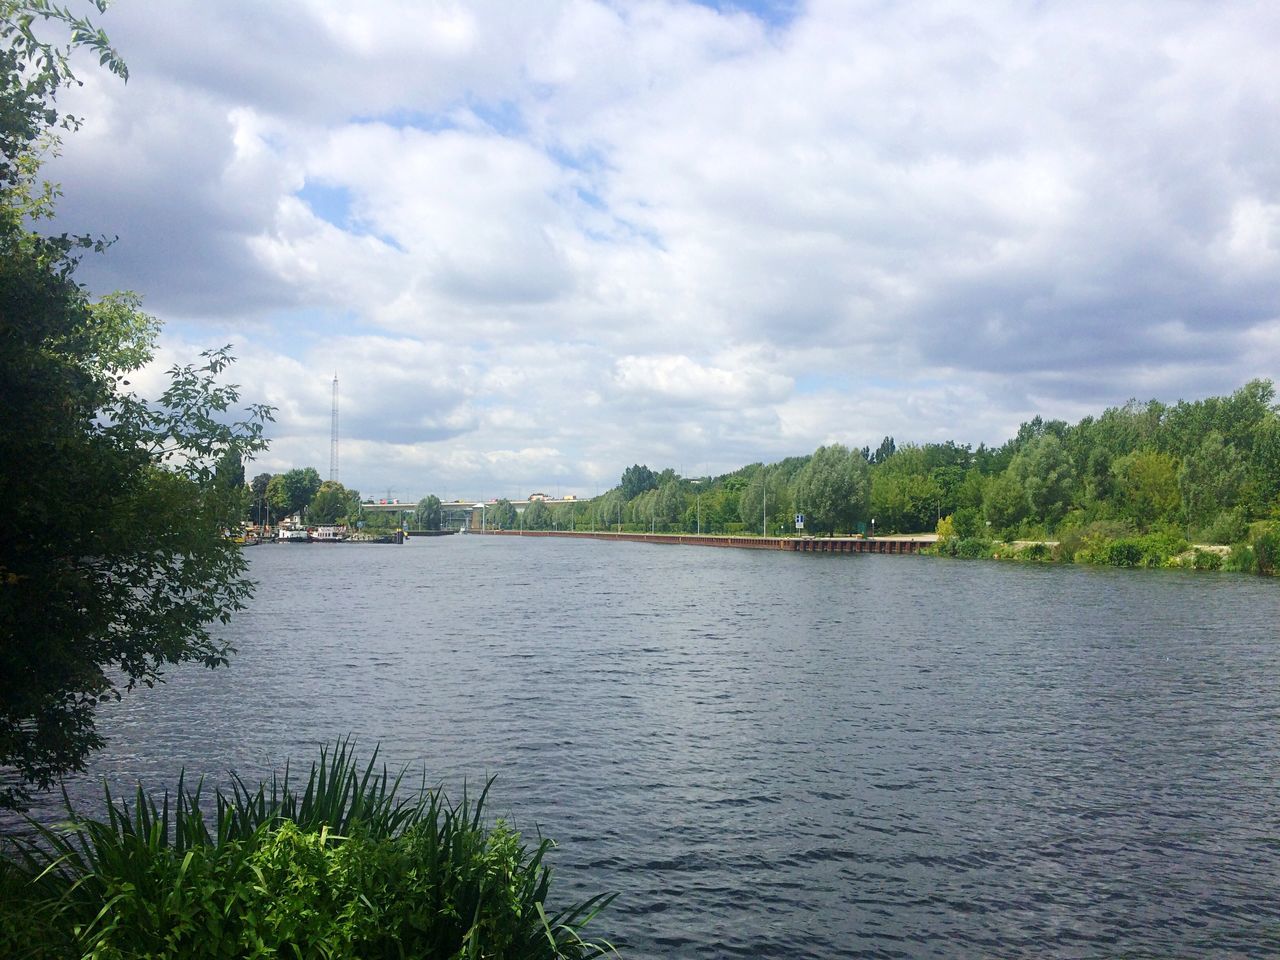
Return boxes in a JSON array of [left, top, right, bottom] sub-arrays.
[[42, 536, 1280, 957]]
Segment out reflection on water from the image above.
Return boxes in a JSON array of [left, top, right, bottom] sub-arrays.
[[31, 537, 1280, 957]]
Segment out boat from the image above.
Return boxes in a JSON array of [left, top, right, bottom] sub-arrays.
[[312, 525, 348, 543], [277, 524, 311, 543]]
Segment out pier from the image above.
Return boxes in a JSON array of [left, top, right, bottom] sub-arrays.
[[465, 529, 933, 554]]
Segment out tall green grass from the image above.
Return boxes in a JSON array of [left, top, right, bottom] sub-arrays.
[[0, 740, 616, 959]]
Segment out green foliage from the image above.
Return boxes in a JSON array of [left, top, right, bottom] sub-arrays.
[[1009, 434, 1076, 527], [523, 497, 551, 529], [1111, 449, 1180, 527], [414, 493, 442, 530], [1191, 549, 1223, 571], [1178, 431, 1246, 529], [793, 444, 868, 535], [488, 499, 517, 530], [935, 514, 956, 541], [1236, 522, 1280, 576], [1073, 530, 1189, 569], [619, 463, 657, 500], [982, 472, 1029, 534], [1020, 542, 1051, 562], [267, 466, 322, 519], [311, 480, 358, 524], [951, 505, 984, 539], [0, 741, 616, 959], [956, 538, 994, 559], [0, 3, 274, 807], [1197, 506, 1248, 546], [869, 447, 943, 533]]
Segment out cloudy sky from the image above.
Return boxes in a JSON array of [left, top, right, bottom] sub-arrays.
[[47, 0, 1280, 501]]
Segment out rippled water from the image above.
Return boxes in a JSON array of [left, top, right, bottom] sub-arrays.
[[35, 536, 1280, 957]]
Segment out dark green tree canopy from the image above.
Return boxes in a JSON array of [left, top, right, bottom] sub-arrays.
[[0, 3, 271, 807], [414, 494, 442, 530], [620, 463, 657, 500]]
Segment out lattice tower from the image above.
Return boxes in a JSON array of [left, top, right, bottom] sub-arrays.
[[329, 374, 339, 482]]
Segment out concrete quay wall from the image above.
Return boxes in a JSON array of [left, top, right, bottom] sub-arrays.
[[466, 529, 933, 554]]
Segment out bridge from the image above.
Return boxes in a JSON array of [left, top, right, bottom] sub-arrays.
[[359, 496, 585, 531]]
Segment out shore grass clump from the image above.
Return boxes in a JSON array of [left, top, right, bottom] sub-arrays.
[[931, 536, 996, 559], [0, 741, 615, 959]]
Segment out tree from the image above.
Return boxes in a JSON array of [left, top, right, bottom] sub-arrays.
[[620, 464, 657, 500], [1112, 450, 1180, 529], [982, 472, 1029, 534], [488, 499, 516, 530], [793, 445, 869, 535], [869, 469, 942, 533], [1008, 434, 1077, 528], [870, 436, 896, 465], [310, 481, 355, 524], [0, 5, 271, 808], [267, 467, 321, 520], [414, 494, 442, 530], [522, 497, 550, 529], [1178, 432, 1246, 530], [249, 472, 272, 524], [735, 469, 794, 534]]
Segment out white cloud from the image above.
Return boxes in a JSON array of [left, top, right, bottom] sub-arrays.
[[39, 0, 1280, 497]]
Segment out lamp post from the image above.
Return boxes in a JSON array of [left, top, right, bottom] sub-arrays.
[[762, 469, 767, 537]]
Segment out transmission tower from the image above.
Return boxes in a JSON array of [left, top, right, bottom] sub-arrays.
[[329, 373, 339, 482]]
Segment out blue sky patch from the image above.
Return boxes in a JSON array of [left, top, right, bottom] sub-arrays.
[[689, 0, 801, 29], [297, 181, 354, 230]]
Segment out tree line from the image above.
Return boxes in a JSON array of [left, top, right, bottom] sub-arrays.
[[479, 379, 1280, 547]]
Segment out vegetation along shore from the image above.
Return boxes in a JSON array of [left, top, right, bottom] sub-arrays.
[[264, 378, 1280, 578]]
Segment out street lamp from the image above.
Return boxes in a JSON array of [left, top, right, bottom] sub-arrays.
[[762, 468, 768, 537]]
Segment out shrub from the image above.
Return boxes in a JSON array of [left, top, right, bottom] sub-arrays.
[[1020, 542, 1050, 562], [0, 741, 615, 959], [935, 515, 956, 541], [956, 537, 994, 559], [1057, 519, 1133, 563], [1225, 543, 1255, 573], [1074, 530, 1188, 569], [952, 506, 984, 539], [1198, 507, 1248, 545], [1248, 522, 1280, 576], [1192, 549, 1224, 571]]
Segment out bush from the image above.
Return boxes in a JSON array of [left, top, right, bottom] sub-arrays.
[[1225, 543, 1256, 573], [0, 742, 615, 959], [935, 515, 956, 541], [1057, 519, 1133, 563], [1248, 522, 1280, 576], [1192, 549, 1224, 571], [1075, 530, 1188, 569], [931, 536, 994, 559], [952, 506, 984, 540], [1198, 507, 1248, 545], [956, 537, 994, 559], [1020, 542, 1051, 562]]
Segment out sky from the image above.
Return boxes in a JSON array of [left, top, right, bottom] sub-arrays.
[[44, 0, 1280, 502]]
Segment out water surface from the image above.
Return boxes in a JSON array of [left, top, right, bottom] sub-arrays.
[[46, 537, 1280, 957]]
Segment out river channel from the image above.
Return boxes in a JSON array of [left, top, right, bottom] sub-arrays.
[[42, 536, 1280, 957]]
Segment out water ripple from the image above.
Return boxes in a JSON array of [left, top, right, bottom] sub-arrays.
[[22, 538, 1280, 958]]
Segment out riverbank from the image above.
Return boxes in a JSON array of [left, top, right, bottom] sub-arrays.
[[466, 528, 937, 554], [927, 521, 1279, 575]]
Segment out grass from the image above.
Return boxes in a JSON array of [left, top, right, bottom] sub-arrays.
[[0, 740, 616, 959]]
